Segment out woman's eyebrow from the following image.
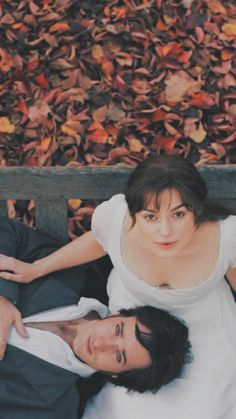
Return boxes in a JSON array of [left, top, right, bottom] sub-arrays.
[[143, 204, 186, 212]]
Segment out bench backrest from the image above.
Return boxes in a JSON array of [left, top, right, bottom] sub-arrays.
[[0, 165, 236, 241]]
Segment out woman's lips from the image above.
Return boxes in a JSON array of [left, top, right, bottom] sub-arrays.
[[157, 241, 177, 249]]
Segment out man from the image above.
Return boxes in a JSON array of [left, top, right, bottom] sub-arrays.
[[0, 220, 191, 419]]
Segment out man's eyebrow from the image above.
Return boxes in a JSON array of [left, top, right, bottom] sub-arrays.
[[120, 321, 126, 365], [120, 321, 124, 337]]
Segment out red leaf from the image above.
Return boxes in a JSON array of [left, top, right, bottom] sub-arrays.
[[34, 73, 49, 89], [18, 97, 29, 116]]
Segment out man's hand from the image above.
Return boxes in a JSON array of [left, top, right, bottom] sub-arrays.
[[0, 296, 28, 360], [0, 255, 36, 283]]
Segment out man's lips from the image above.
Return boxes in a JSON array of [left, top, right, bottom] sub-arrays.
[[87, 336, 92, 355]]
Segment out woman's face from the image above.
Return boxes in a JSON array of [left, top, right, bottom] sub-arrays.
[[134, 189, 196, 258]]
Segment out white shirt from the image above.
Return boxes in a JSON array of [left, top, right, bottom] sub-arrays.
[[8, 297, 109, 377]]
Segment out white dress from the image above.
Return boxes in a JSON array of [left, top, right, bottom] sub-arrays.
[[83, 194, 236, 419]]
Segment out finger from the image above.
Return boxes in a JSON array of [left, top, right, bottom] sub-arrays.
[[14, 314, 29, 338], [0, 255, 14, 270], [0, 272, 23, 283]]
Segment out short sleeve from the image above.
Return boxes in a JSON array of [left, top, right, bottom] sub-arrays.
[[227, 216, 236, 268], [91, 194, 125, 252]]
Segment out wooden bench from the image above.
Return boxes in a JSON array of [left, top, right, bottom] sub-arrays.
[[0, 165, 236, 242]]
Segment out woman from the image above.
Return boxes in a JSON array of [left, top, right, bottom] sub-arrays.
[[1, 155, 236, 418]]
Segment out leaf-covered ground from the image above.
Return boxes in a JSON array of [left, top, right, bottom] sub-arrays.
[[0, 0, 236, 170], [0, 0, 236, 233]]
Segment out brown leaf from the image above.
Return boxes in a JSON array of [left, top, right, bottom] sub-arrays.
[[165, 72, 202, 103]]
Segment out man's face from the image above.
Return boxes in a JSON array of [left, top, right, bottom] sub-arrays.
[[73, 315, 152, 374]]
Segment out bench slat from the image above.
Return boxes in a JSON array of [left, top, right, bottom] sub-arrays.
[[35, 200, 68, 242], [0, 201, 8, 218], [0, 165, 236, 200]]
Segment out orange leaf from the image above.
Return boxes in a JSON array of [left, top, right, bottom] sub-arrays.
[[87, 122, 108, 144], [92, 45, 105, 64], [68, 199, 82, 211], [49, 22, 70, 33], [41, 137, 52, 152], [34, 73, 49, 89], [156, 137, 177, 152], [0, 117, 15, 133], [208, 1, 227, 14], [93, 105, 108, 123], [189, 92, 215, 108], [221, 49, 233, 61], [61, 124, 78, 138], [0, 48, 13, 73]]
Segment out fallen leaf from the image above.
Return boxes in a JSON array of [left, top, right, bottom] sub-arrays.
[[165, 73, 202, 103], [189, 123, 207, 143], [41, 136, 52, 152], [222, 23, 236, 36], [0, 117, 15, 133], [68, 199, 82, 211], [208, 1, 227, 15], [49, 22, 70, 33], [0, 48, 13, 73]]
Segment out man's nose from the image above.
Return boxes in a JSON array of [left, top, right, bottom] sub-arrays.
[[93, 336, 119, 353]]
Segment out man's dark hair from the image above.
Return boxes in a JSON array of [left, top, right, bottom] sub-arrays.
[[108, 305, 192, 393]]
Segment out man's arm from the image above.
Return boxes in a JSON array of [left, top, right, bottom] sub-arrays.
[[0, 230, 106, 283]]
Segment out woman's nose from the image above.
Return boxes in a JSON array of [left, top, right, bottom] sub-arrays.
[[158, 218, 171, 236]]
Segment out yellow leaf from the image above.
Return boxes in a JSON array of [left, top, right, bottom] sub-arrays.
[[222, 23, 236, 36], [0, 117, 15, 133], [61, 124, 77, 137], [128, 138, 143, 152], [68, 199, 82, 211], [41, 137, 52, 152], [189, 123, 207, 143], [208, 1, 227, 15], [229, 104, 236, 120]]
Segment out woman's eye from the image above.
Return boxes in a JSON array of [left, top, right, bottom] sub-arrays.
[[116, 350, 122, 363], [144, 214, 157, 221], [115, 324, 120, 336]]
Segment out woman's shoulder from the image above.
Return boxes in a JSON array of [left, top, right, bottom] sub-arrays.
[[91, 194, 126, 251]]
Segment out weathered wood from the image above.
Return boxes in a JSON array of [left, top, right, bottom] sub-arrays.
[[0, 200, 8, 218], [0, 164, 236, 241], [0, 165, 235, 200], [35, 200, 68, 242]]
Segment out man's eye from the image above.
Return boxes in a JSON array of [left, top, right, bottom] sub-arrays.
[[115, 324, 120, 335], [116, 350, 122, 363], [174, 211, 185, 218]]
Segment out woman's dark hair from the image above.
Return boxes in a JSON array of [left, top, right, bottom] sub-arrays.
[[108, 305, 192, 394], [125, 155, 232, 226]]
